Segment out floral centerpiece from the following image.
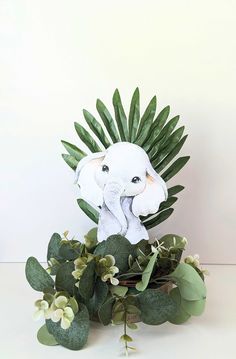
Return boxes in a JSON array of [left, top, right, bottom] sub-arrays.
[[25, 89, 207, 354]]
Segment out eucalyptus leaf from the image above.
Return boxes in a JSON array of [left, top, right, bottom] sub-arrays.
[[128, 88, 140, 142], [167, 263, 206, 301], [87, 279, 108, 318], [46, 303, 89, 350], [84, 227, 98, 250], [55, 261, 77, 296], [169, 287, 190, 324], [133, 238, 152, 257], [61, 140, 86, 161], [135, 251, 158, 291], [96, 98, 120, 143], [37, 324, 58, 346], [93, 240, 106, 256], [182, 297, 206, 316], [160, 234, 187, 251], [98, 296, 115, 325], [59, 240, 81, 261], [138, 289, 177, 325], [74, 122, 101, 152], [158, 234, 186, 263], [110, 285, 128, 297], [97, 235, 135, 273], [113, 311, 125, 324], [62, 154, 78, 171], [25, 257, 54, 292], [77, 199, 99, 224], [83, 109, 111, 148], [79, 260, 96, 300], [47, 233, 63, 263], [127, 322, 138, 330]]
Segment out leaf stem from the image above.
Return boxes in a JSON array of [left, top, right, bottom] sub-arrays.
[[124, 310, 128, 356]]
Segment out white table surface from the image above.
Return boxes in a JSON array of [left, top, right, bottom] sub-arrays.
[[1, 263, 236, 359]]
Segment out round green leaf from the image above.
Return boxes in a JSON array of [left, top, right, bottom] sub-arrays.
[[169, 287, 190, 324], [181, 297, 206, 316], [98, 235, 135, 273], [59, 240, 81, 261], [138, 289, 177, 325], [25, 257, 54, 292], [46, 303, 89, 350], [79, 260, 96, 300], [98, 296, 115, 326], [55, 261, 76, 296], [87, 279, 108, 318], [110, 285, 128, 297], [168, 263, 206, 301], [47, 233, 63, 262], [37, 324, 58, 346]]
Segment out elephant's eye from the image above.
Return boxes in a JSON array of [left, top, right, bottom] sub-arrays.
[[131, 176, 141, 183], [102, 164, 109, 172]]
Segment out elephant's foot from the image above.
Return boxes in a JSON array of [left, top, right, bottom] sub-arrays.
[[125, 224, 149, 244]]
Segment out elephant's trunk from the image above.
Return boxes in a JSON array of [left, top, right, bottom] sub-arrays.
[[103, 181, 127, 235]]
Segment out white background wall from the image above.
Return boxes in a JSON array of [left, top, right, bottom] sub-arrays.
[[1, 0, 235, 263]]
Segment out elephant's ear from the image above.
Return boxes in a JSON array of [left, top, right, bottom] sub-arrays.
[[132, 163, 168, 217], [75, 152, 105, 208]]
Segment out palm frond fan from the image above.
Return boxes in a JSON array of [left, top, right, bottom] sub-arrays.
[[61, 88, 189, 229]]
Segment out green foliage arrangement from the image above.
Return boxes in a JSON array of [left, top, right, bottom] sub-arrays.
[[61, 88, 189, 228], [25, 89, 207, 354], [26, 231, 207, 354]]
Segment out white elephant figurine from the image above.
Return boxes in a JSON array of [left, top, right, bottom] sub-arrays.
[[75, 142, 167, 244]]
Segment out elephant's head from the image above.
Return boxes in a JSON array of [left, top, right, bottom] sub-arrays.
[[75, 142, 167, 233]]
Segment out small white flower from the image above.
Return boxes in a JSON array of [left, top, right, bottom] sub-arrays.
[[181, 237, 188, 246], [51, 295, 75, 330], [33, 300, 52, 320], [111, 277, 119, 286], [51, 307, 74, 329]]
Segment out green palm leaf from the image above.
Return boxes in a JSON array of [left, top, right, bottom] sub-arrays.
[[155, 135, 188, 173], [162, 156, 190, 182], [62, 154, 78, 170], [112, 89, 129, 141], [142, 105, 170, 151], [134, 96, 157, 146], [143, 208, 174, 229], [61, 140, 86, 161], [74, 122, 102, 153], [62, 89, 190, 228], [159, 196, 178, 211], [96, 99, 120, 143], [168, 185, 185, 197], [128, 88, 140, 142], [151, 126, 185, 165], [77, 199, 99, 224], [140, 196, 177, 223], [148, 116, 180, 159], [83, 109, 111, 148]]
